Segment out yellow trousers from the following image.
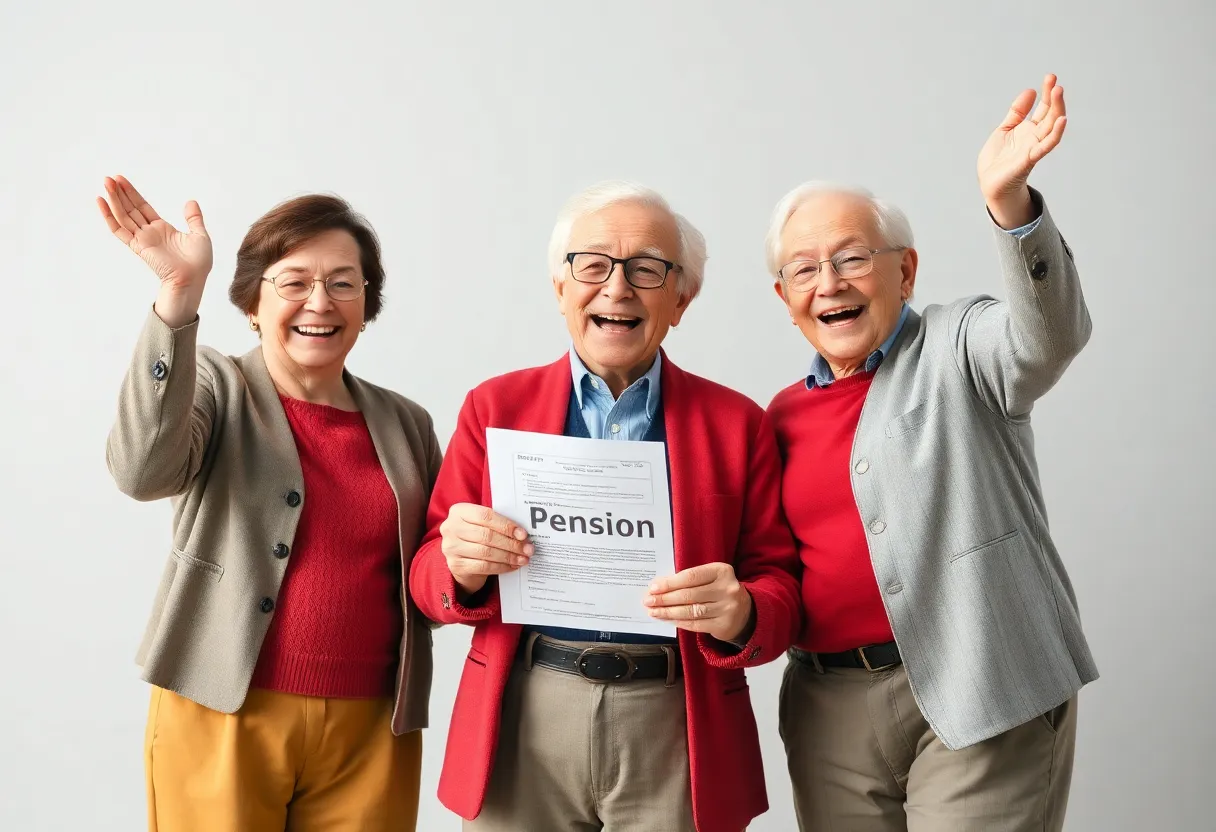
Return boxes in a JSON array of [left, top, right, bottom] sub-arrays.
[[145, 686, 421, 832]]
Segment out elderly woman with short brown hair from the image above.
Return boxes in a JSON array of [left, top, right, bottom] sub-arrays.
[[99, 176, 440, 832]]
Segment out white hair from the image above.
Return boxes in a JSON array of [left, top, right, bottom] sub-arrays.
[[764, 181, 915, 278], [548, 181, 707, 300]]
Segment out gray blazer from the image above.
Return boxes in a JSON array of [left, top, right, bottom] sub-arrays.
[[847, 192, 1098, 749], [107, 309, 442, 734]]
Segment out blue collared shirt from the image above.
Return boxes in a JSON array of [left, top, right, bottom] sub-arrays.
[[806, 303, 910, 389], [805, 217, 1041, 388], [569, 348, 662, 440], [544, 349, 669, 644]]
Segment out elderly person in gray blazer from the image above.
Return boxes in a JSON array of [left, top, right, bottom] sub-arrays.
[[99, 176, 440, 832], [766, 75, 1096, 831]]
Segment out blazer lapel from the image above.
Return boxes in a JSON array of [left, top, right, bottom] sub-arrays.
[[867, 307, 923, 407], [347, 373, 424, 552], [236, 346, 305, 491]]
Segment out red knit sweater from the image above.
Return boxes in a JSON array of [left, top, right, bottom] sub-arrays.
[[768, 373, 895, 653], [250, 396, 402, 698]]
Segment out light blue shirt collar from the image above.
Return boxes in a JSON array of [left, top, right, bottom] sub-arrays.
[[569, 347, 662, 420], [806, 303, 910, 389]]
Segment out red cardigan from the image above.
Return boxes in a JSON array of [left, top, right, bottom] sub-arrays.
[[410, 352, 802, 832]]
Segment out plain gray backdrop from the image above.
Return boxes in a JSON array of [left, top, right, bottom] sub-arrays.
[[1, 1, 1212, 829]]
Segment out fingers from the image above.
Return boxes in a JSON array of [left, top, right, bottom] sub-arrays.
[[443, 534, 531, 567], [109, 176, 149, 230], [647, 601, 721, 626], [645, 583, 720, 608], [448, 510, 533, 557], [115, 176, 162, 224], [1030, 82, 1066, 160], [97, 196, 133, 245], [1030, 73, 1057, 124], [1029, 114, 1067, 164], [646, 563, 740, 632], [1034, 84, 1066, 139], [999, 89, 1037, 131], [648, 563, 724, 594], [441, 503, 533, 569], [1052, 83, 1066, 121], [103, 177, 140, 236], [452, 503, 529, 542], [183, 200, 207, 234]]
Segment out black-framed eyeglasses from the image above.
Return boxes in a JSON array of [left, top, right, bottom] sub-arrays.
[[262, 273, 368, 302], [566, 252, 679, 290], [778, 247, 905, 292]]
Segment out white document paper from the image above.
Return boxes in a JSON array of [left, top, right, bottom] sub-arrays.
[[486, 427, 677, 637]]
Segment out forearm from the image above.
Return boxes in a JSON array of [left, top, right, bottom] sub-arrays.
[[957, 190, 1091, 416], [697, 575, 801, 669], [409, 538, 501, 625], [106, 306, 213, 500], [986, 185, 1038, 231], [990, 190, 1091, 368], [697, 415, 802, 669]]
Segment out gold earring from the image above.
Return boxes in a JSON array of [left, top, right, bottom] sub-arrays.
[[249, 319, 259, 332], [360, 322, 367, 332]]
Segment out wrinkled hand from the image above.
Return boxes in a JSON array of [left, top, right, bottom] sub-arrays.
[[977, 74, 1067, 229], [645, 562, 753, 643], [97, 175, 213, 327], [440, 503, 533, 596]]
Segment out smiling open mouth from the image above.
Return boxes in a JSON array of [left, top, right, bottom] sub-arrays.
[[818, 306, 864, 326], [292, 325, 340, 338], [591, 314, 641, 332]]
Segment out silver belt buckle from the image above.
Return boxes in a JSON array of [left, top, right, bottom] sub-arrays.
[[575, 646, 636, 683]]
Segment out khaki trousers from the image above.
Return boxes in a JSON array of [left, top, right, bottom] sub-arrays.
[[145, 686, 421, 832], [779, 658, 1076, 831], [467, 640, 696, 832]]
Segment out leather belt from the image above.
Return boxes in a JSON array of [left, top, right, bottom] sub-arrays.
[[791, 641, 902, 672], [521, 634, 682, 685]]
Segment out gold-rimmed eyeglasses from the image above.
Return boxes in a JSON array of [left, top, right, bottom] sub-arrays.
[[262, 273, 368, 302]]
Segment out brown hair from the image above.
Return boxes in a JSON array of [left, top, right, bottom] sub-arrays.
[[229, 194, 386, 321]]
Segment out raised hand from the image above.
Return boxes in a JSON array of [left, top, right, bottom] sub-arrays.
[[645, 562, 754, 643], [977, 74, 1068, 229], [97, 176, 213, 327], [439, 503, 534, 596]]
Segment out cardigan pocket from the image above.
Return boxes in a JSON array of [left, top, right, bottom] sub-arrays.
[[946, 528, 1069, 704], [949, 529, 1020, 563], [171, 548, 224, 582], [884, 398, 943, 439]]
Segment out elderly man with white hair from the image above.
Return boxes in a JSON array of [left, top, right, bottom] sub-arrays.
[[411, 182, 802, 831], [767, 75, 1097, 831]]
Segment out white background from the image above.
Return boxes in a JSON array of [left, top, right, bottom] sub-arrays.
[[1, 1, 1212, 829]]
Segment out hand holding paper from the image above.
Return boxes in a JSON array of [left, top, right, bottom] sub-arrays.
[[439, 502, 534, 595], [487, 427, 678, 636], [646, 563, 754, 643]]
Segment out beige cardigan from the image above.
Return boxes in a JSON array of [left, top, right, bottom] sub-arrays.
[[107, 308, 441, 734]]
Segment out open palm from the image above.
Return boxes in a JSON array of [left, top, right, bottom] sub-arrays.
[[977, 74, 1067, 205], [97, 176, 213, 293]]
